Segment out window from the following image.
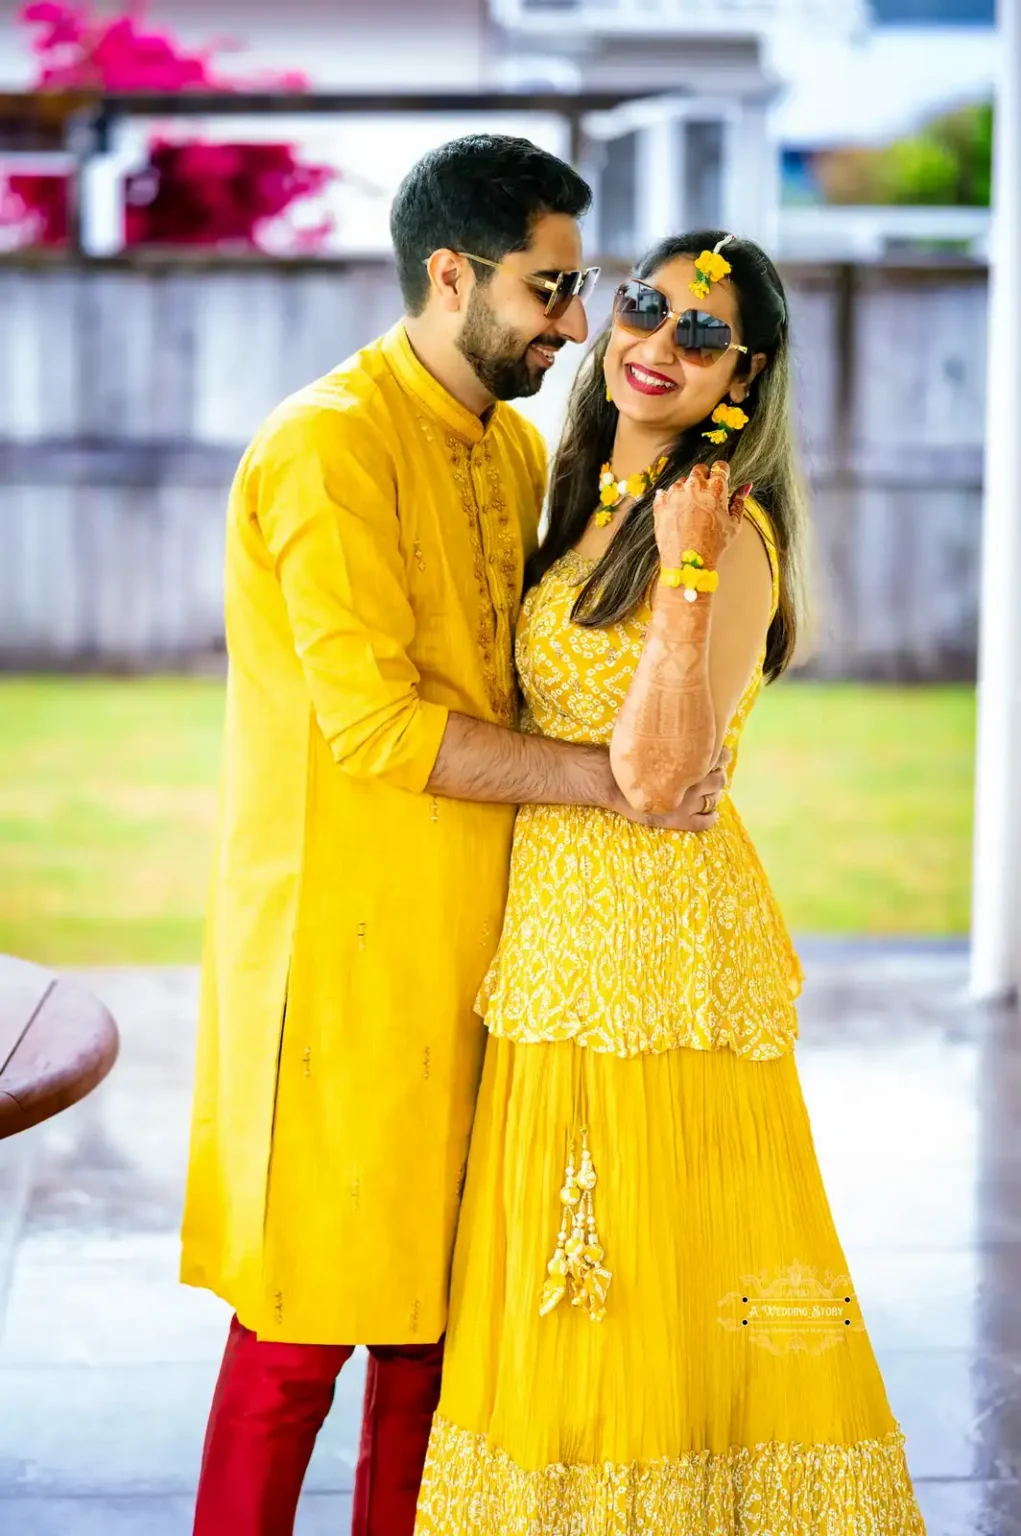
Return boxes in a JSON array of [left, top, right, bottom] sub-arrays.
[[596, 132, 639, 258], [872, 0, 994, 23], [684, 120, 724, 230]]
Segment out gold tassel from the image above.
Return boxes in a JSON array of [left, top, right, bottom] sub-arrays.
[[540, 1125, 612, 1322], [539, 1206, 569, 1316]]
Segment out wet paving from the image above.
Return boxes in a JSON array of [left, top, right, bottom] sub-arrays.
[[0, 941, 1017, 1535]]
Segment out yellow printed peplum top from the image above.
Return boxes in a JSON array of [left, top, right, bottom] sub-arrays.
[[477, 499, 804, 1061]]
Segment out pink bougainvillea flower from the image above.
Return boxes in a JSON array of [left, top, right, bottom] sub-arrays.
[[123, 139, 336, 250], [8, 3, 334, 253], [19, 0, 87, 54], [20, 1, 80, 29], [4, 172, 70, 246], [19, 2, 311, 92]]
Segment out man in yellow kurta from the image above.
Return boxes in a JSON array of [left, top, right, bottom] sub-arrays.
[[183, 134, 725, 1536]]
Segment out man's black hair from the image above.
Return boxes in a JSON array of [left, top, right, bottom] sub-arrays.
[[390, 134, 592, 315]]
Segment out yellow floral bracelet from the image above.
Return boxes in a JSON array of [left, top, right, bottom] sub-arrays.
[[659, 549, 719, 602]]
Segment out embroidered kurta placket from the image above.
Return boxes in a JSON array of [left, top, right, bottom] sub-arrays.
[[450, 434, 519, 727]]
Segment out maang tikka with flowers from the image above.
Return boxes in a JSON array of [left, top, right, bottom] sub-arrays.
[[689, 233, 734, 301]]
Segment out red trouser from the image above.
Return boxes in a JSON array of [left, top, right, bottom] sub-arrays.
[[192, 1314, 444, 1536]]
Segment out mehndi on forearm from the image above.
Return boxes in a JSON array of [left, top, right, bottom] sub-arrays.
[[609, 587, 716, 815]]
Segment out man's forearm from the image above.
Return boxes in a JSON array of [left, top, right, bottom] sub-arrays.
[[427, 711, 613, 808]]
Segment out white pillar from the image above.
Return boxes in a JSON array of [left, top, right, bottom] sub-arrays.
[[635, 118, 683, 250], [970, 0, 1021, 1000], [722, 97, 779, 253], [78, 119, 148, 259]]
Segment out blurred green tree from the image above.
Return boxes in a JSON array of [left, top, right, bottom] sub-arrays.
[[815, 101, 992, 206]]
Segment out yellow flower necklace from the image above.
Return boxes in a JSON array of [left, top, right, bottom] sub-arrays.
[[595, 454, 669, 528]]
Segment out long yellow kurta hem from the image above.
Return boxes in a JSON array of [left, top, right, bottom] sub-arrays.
[[180, 321, 546, 1345]]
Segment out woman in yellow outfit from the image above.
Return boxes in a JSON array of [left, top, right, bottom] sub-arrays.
[[414, 232, 927, 1535]]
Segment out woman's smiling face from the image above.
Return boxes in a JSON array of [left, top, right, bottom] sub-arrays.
[[604, 255, 753, 435]]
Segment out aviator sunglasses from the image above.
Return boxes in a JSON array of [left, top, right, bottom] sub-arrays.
[[457, 251, 602, 320], [612, 278, 749, 368]]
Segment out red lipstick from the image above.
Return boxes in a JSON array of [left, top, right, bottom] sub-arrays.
[[624, 362, 678, 397]]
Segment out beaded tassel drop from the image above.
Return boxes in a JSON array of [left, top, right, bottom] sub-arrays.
[[540, 1127, 611, 1322]]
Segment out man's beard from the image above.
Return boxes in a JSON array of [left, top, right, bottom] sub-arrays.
[[456, 290, 556, 401]]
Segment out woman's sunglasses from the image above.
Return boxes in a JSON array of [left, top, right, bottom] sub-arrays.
[[458, 251, 601, 320], [612, 279, 748, 368]]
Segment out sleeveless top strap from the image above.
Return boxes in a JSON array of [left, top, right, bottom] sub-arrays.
[[741, 496, 780, 624]]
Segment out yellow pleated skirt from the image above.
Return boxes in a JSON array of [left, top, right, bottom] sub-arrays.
[[415, 1034, 927, 1535]]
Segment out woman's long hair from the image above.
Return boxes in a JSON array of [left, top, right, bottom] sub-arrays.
[[526, 231, 808, 682]]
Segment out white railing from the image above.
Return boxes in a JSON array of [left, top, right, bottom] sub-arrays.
[[491, 0, 869, 35], [778, 204, 990, 262]]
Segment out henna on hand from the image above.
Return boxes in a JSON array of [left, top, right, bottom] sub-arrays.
[[610, 463, 752, 815], [653, 460, 748, 570]]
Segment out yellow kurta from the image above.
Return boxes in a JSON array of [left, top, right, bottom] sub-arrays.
[[180, 321, 546, 1345]]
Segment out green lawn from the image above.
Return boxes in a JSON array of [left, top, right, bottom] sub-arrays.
[[737, 680, 974, 936], [0, 677, 974, 964]]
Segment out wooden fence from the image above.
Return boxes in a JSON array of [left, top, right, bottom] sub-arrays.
[[0, 257, 987, 678], [791, 261, 984, 681]]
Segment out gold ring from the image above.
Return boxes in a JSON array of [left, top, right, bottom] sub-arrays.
[[700, 794, 715, 815]]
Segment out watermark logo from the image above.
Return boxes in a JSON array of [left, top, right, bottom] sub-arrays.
[[718, 1260, 866, 1356]]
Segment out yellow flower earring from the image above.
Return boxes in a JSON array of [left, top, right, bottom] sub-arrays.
[[605, 379, 614, 403], [703, 399, 749, 445]]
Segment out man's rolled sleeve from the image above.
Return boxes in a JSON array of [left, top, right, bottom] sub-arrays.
[[252, 410, 449, 794]]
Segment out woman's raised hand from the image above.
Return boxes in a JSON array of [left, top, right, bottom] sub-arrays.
[[653, 462, 752, 572]]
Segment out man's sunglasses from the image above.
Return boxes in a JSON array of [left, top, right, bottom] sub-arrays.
[[612, 279, 749, 369], [459, 251, 601, 319]]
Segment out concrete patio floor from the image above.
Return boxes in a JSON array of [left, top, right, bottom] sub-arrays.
[[0, 941, 1018, 1535]]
